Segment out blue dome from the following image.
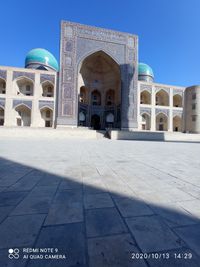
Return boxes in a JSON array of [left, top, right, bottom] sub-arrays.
[[138, 63, 154, 78], [25, 48, 59, 71]]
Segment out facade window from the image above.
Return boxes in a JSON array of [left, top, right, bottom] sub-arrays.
[[192, 93, 196, 100], [192, 103, 196, 110], [192, 115, 196, 122], [160, 118, 163, 123]]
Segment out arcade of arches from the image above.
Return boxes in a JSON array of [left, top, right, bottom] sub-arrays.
[[78, 51, 121, 130]]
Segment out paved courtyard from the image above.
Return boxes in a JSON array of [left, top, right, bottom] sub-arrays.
[[0, 137, 200, 267]]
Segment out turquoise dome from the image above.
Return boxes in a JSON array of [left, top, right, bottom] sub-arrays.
[[138, 63, 154, 78], [25, 48, 59, 71]]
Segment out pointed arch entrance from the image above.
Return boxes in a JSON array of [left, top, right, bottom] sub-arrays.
[[78, 50, 121, 129]]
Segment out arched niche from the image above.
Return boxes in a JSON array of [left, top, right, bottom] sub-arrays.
[[141, 112, 151, 130], [40, 107, 53, 127], [41, 81, 54, 97], [173, 94, 182, 107], [173, 115, 182, 132], [15, 104, 31, 126], [15, 77, 34, 96], [156, 90, 169, 106], [140, 90, 151, 105], [156, 112, 168, 131]]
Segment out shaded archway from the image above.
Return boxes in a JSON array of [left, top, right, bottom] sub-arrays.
[[156, 113, 168, 131], [15, 104, 31, 126], [173, 115, 182, 132], [140, 90, 151, 104], [141, 113, 151, 130], [40, 107, 53, 127], [78, 50, 121, 129], [15, 77, 34, 96], [0, 107, 4, 125], [156, 90, 169, 106], [79, 86, 88, 104], [91, 114, 100, 130], [0, 78, 6, 94], [173, 94, 182, 107]]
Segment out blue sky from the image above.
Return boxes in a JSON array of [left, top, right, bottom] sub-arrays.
[[1, 0, 200, 86]]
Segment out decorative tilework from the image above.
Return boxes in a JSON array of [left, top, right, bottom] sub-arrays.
[[140, 107, 151, 116], [173, 89, 184, 96], [13, 71, 35, 82], [155, 108, 169, 117], [57, 20, 138, 128], [40, 74, 55, 84], [39, 100, 54, 110], [173, 109, 183, 117], [155, 86, 170, 94], [13, 100, 32, 109], [140, 84, 152, 93], [0, 70, 7, 80]]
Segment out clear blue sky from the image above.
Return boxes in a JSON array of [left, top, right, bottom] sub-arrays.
[[1, 0, 200, 86]]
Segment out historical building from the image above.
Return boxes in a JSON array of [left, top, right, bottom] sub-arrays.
[[0, 21, 199, 133]]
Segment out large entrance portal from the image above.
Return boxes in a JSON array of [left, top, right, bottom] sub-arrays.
[[78, 51, 121, 129]]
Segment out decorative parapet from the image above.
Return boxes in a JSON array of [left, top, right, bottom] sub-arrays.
[[0, 70, 7, 80], [13, 100, 32, 109], [155, 108, 169, 117], [140, 107, 151, 116], [39, 100, 54, 110], [40, 74, 55, 84], [13, 71, 35, 82]]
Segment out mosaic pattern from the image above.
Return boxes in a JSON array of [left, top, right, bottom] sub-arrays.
[[140, 84, 152, 93], [40, 74, 55, 84], [155, 86, 170, 94], [13, 71, 35, 82], [156, 108, 169, 117], [140, 107, 151, 116], [173, 109, 183, 117], [173, 89, 184, 96], [13, 100, 32, 109], [39, 100, 54, 110]]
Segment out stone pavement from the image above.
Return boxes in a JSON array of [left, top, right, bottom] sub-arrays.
[[0, 137, 200, 267]]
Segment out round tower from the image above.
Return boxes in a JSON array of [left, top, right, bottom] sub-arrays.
[[184, 85, 200, 133]]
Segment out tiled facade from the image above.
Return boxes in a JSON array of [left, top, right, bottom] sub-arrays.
[[1, 21, 199, 132]]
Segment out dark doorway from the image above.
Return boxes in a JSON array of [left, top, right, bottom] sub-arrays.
[[91, 114, 100, 130], [159, 124, 164, 131]]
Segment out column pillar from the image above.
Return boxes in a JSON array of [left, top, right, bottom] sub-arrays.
[[169, 88, 173, 131], [31, 73, 40, 127], [151, 86, 156, 131], [4, 70, 14, 126]]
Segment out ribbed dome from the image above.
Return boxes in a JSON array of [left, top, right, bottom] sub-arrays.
[[138, 62, 154, 77], [25, 48, 59, 71]]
